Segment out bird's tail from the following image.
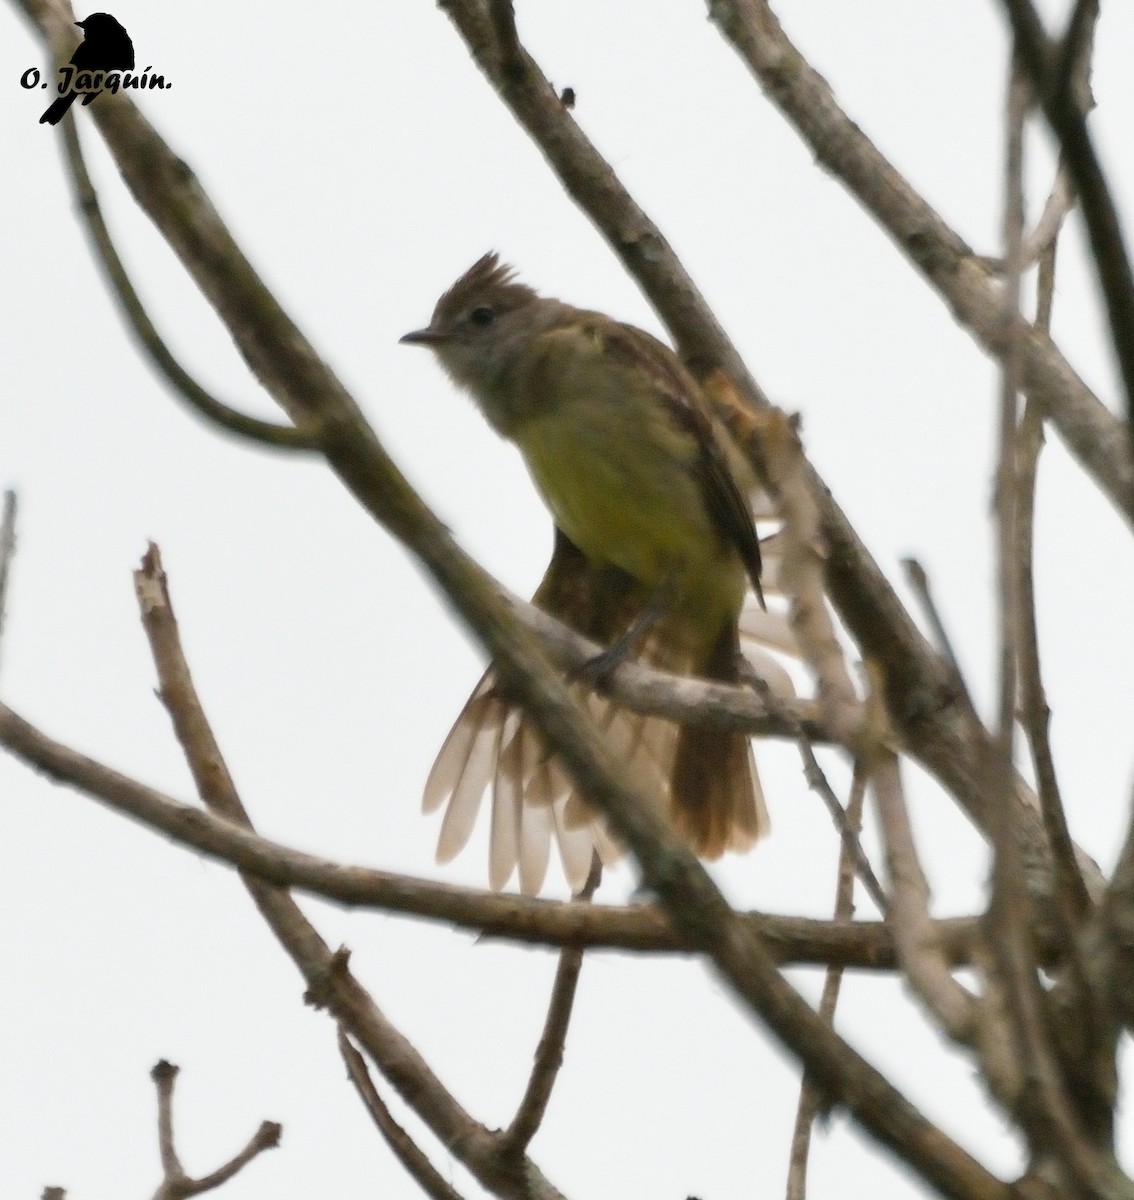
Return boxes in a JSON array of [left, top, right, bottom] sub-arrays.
[[39, 92, 78, 126], [421, 613, 769, 897], [667, 621, 769, 858], [422, 670, 644, 895], [421, 535, 782, 893]]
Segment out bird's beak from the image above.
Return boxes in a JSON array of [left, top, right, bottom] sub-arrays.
[[74, 18, 85, 27], [399, 327, 448, 347]]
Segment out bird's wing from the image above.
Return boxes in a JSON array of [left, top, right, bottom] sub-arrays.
[[597, 323, 764, 604]]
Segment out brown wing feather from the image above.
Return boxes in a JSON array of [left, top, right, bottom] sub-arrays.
[[597, 323, 764, 604]]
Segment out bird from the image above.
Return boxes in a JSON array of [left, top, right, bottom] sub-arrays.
[[402, 254, 781, 893], [40, 13, 134, 126]]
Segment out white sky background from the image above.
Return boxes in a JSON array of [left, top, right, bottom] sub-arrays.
[[3, 1, 1134, 1196]]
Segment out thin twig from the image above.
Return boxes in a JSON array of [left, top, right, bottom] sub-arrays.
[[785, 760, 866, 1200], [1099, 800, 1134, 1035], [149, 1060, 280, 1200], [709, 393, 884, 908], [1036, 241, 1058, 332], [900, 557, 971, 701], [1016, 248, 1091, 925], [994, 56, 1028, 840], [153, 1060, 182, 1180], [989, 52, 1051, 1149], [0, 489, 17, 677], [796, 736, 887, 914], [185, 1123, 282, 1198], [1022, 235, 1116, 1148], [999, 0, 1134, 480], [338, 1030, 469, 1200], [979, 165, 1075, 274], [502, 859, 600, 1156], [58, 116, 322, 452], [871, 747, 979, 1046], [986, 63, 1105, 1189], [1022, 166, 1076, 268]]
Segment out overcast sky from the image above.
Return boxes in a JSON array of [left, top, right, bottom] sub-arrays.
[[3, 2, 1134, 1197]]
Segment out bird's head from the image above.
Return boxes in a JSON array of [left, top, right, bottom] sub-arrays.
[[76, 13, 124, 34], [400, 252, 555, 400]]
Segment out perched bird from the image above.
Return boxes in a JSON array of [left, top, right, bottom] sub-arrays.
[[40, 13, 134, 126], [402, 254, 776, 893]]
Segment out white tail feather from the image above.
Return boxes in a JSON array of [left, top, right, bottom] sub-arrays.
[[553, 797, 597, 893], [517, 792, 553, 895], [488, 711, 523, 889], [435, 698, 501, 863]]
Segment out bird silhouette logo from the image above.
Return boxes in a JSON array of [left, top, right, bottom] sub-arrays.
[[39, 13, 135, 125]]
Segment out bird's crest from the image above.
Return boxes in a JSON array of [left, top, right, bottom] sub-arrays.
[[432, 252, 539, 324]]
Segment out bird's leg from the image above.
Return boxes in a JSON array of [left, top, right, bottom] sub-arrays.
[[573, 575, 675, 687]]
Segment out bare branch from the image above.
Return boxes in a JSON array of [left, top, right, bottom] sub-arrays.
[[149, 1060, 280, 1200], [0, 693, 999, 968], [979, 166, 1075, 274], [132, 555, 999, 1196], [715, 318, 1095, 912], [338, 1031, 469, 1200], [486, 0, 522, 74], [0, 489, 17, 677], [439, 0, 770, 405], [1016, 253, 1092, 925], [4, 552, 1004, 1200], [712, 394, 860, 743], [57, 115, 322, 452], [705, 0, 1133, 522], [1021, 167, 1076, 268], [901, 557, 971, 703], [186, 1124, 282, 1198], [795, 736, 887, 914], [508, 589, 825, 741], [153, 1060, 182, 1180], [130, 545, 568, 1200], [785, 761, 866, 1200], [1057, 0, 1100, 112], [1008, 287, 1101, 1107], [987, 56, 1058, 1159], [999, 0, 1134, 472], [996, 58, 1027, 811], [702, 388, 887, 908], [873, 746, 978, 1045], [501, 861, 600, 1156], [1100, 808, 1134, 1033], [984, 65, 1109, 1189]]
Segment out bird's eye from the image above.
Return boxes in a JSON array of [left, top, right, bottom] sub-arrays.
[[469, 306, 496, 327]]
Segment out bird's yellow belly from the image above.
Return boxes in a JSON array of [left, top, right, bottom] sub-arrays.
[[516, 406, 740, 615]]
